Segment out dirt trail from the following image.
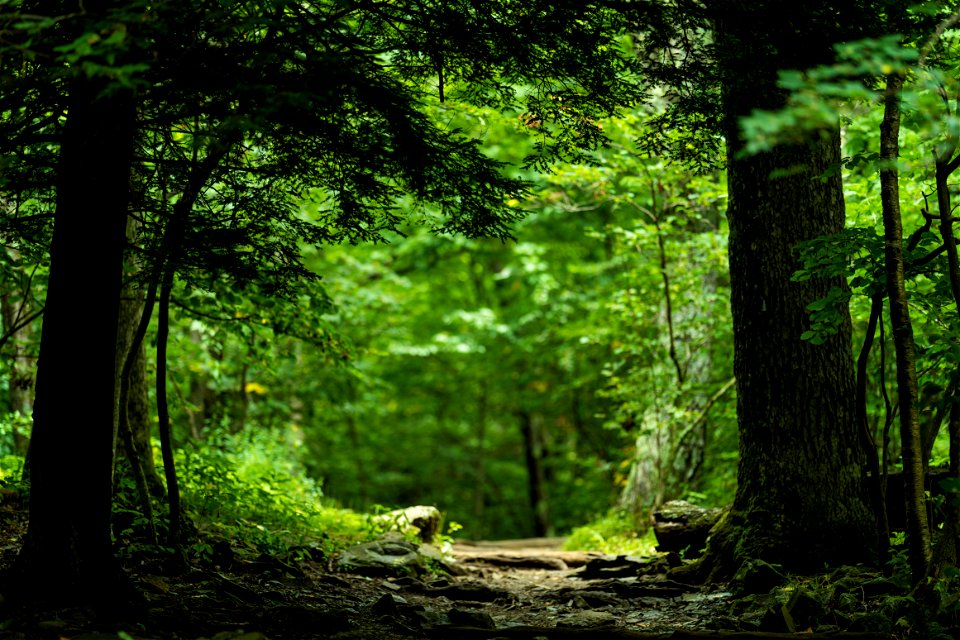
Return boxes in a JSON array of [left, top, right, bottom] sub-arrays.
[[0, 527, 899, 639], [382, 537, 736, 635]]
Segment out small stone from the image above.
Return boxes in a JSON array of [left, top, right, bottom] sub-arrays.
[[371, 592, 408, 615], [447, 608, 497, 629]]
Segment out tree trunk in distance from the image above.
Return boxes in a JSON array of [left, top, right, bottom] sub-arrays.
[[519, 410, 551, 538], [698, 2, 878, 578], [117, 251, 164, 497], [10, 36, 138, 605], [156, 273, 183, 551], [116, 278, 158, 542], [0, 275, 34, 454], [880, 71, 930, 584], [473, 385, 489, 539], [856, 293, 890, 557], [929, 79, 960, 577]]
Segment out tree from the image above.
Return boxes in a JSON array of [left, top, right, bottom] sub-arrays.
[[709, 1, 883, 574], [7, 2, 140, 605], [1, 0, 642, 605], [877, 67, 932, 583], [625, 1, 887, 575]]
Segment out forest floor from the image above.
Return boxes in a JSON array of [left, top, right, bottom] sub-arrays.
[[0, 504, 929, 639]]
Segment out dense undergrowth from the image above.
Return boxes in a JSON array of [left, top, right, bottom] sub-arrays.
[[564, 508, 659, 556], [0, 410, 691, 564], [0, 420, 409, 566]]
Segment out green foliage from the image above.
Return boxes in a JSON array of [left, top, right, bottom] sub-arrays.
[[0, 412, 30, 457], [740, 35, 920, 155], [0, 453, 23, 486], [176, 426, 381, 558], [0, 0, 746, 559], [564, 509, 658, 556]]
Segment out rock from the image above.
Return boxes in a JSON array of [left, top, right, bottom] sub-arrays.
[[731, 559, 786, 596], [377, 506, 443, 542], [337, 532, 424, 577], [784, 588, 826, 630], [447, 608, 497, 629], [559, 610, 618, 627], [575, 555, 645, 579], [652, 500, 724, 558], [422, 582, 510, 602], [575, 553, 675, 579], [371, 593, 409, 615], [567, 590, 621, 609], [419, 542, 464, 575]]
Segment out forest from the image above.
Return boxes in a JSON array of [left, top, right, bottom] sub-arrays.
[[1, 1, 960, 639]]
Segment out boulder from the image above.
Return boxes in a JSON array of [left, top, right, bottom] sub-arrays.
[[337, 531, 460, 577], [337, 532, 424, 577], [377, 505, 443, 542], [652, 500, 724, 557]]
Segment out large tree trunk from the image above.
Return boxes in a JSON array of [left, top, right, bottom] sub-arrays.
[[10, 8, 138, 605], [700, 3, 878, 577]]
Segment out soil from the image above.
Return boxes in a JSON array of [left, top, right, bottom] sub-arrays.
[[0, 506, 915, 639]]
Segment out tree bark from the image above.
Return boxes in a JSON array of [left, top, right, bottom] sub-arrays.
[[11, 21, 139, 605], [156, 272, 182, 549], [701, 2, 878, 577], [880, 71, 930, 584]]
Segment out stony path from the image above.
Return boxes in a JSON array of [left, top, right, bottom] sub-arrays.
[[381, 537, 735, 635]]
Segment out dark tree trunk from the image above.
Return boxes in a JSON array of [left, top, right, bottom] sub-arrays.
[[10, 33, 138, 605], [519, 410, 551, 538], [156, 273, 182, 549], [880, 71, 930, 584], [473, 384, 489, 539], [701, 2, 878, 577]]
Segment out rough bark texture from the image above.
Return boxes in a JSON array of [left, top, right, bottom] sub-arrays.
[[11, 25, 138, 605], [702, 2, 878, 576]]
